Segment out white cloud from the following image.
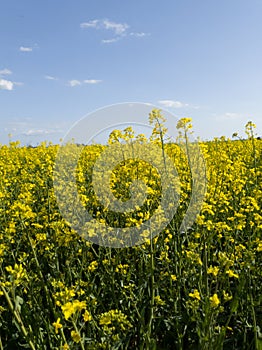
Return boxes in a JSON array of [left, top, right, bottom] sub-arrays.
[[68, 79, 82, 87], [20, 46, 33, 52], [3, 119, 66, 140], [84, 79, 102, 84], [102, 37, 120, 44], [45, 75, 57, 80], [80, 18, 149, 44], [0, 69, 22, 90], [158, 100, 189, 108], [80, 19, 99, 29], [68, 79, 102, 87], [22, 129, 59, 136], [130, 32, 149, 37], [80, 19, 129, 35], [0, 68, 12, 76], [0, 79, 14, 91], [103, 19, 129, 35]]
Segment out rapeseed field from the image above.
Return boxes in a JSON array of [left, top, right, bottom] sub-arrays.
[[0, 112, 261, 349]]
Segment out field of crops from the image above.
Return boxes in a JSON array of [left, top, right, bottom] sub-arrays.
[[0, 113, 261, 349]]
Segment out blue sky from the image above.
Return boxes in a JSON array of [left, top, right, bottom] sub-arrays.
[[1, 0, 262, 145]]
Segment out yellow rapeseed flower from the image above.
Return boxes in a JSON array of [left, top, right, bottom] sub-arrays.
[[210, 293, 220, 308], [88, 261, 98, 272], [61, 302, 74, 320], [154, 295, 165, 305], [207, 266, 219, 277], [223, 291, 233, 302], [61, 300, 86, 320], [226, 269, 239, 278], [170, 274, 177, 281], [71, 330, 81, 343], [83, 310, 92, 322], [189, 289, 201, 301], [52, 318, 62, 334]]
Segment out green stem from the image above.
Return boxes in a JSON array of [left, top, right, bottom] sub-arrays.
[[146, 233, 155, 348], [72, 321, 85, 350], [26, 231, 54, 317], [250, 291, 259, 349], [1, 285, 36, 350], [0, 335, 3, 350]]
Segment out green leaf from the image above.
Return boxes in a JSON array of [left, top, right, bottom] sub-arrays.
[[15, 295, 24, 313]]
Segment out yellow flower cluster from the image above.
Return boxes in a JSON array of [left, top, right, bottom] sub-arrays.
[[61, 299, 86, 319], [99, 309, 132, 331]]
